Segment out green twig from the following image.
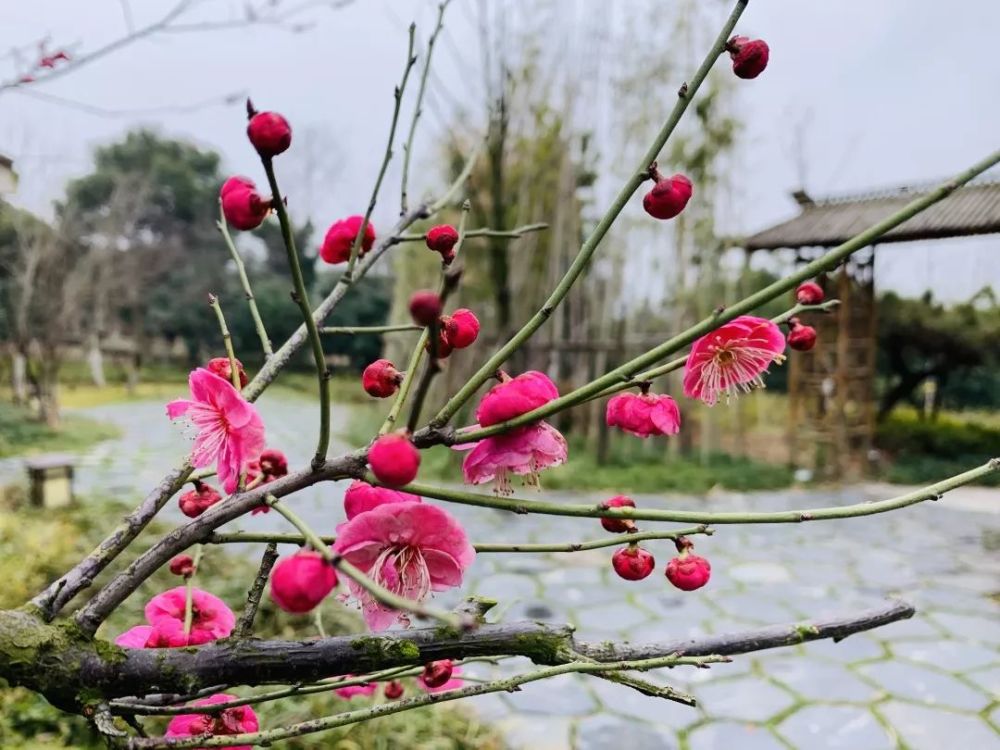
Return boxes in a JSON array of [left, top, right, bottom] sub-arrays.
[[260, 158, 330, 469], [395, 222, 549, 242], [320, 324, 422, 335], [379, 459, 999, 525], [181, 545, 204, 638], [207, 295, 240, 389], [124, 654, 727, 747], [400, 0, 451, 214], [345, 24, 418, 280], [217, 201, 273, 358], [427, 0, 750, 430], [379, 328, 430, 435]]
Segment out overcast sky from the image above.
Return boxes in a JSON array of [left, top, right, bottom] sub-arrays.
[[3, 0, 998, 301]]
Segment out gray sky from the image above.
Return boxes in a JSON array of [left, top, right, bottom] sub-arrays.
[[3, 0, 999, 301]]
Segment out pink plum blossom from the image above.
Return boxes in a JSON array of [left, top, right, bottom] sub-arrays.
[[343, 480, 421, 520], [145, 587, 236, 643], [682, 316, 786, 406], [165, 693, 258, 749], [114, 626, 154, 648], [333, 503, 475, 631], [605, 392, 681, 438], [167, 368, 266, 494], [455, 422, 568, 495], [333, 677, 378, 699], [475, 371, 559, 426]]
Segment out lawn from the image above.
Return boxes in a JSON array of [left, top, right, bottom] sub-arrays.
[[0, 403, 121, 458]]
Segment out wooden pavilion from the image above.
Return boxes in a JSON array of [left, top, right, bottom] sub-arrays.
[[743, 178, 1000, 479]]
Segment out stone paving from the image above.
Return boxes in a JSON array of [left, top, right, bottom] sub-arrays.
[[3, 395, 998, 750]]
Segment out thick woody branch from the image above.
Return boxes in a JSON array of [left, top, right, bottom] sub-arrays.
[[10, 600, 911, 708]]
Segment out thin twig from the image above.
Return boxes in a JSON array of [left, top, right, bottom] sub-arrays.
[[427, 0, 751, 430], [217, 201, 273, 358], [260, 156, 330, 469], [379, 327, 430, 435], [400, 0, 452, 214], [395, 222, 548, 242], [234, 543, 278, 638], [320, 324, 422, 335], [345, 24, 418, 280], [181, 545, 204, 638], [207, 295, 241, 389]]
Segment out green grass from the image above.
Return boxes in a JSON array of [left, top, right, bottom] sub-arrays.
[[0, 403, 120, 458], [0, 495, 506, 749]]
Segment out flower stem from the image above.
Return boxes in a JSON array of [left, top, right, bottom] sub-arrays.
[[379, 459, 999, 525], [263, 495, 464, 630], [427, 0, 750, 430], [217, 201, 273, 358], [345, 24, 418, 281], [400, 0, 451, 214], [182, 544, 204, 638], [394, 222, 549, 242], [260, 158, 330, 469], [207, 295, 240, 389], [320, 324, 422, 335]]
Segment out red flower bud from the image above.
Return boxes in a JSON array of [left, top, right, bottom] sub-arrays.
[[642, 173, 693, 220], [612, 546, 655, 581], [362, 359, 402, 398], [220, 178, 270, 231], [600, 495, 636, 533], [368, 433, 420, 487], [206, 357, 249, 388], [409, 290, 443, 326], [426, 327, 454, 359], [420, 660, 454, 688], [426, 224, 459, 257], [259, 448, 288, 479], [383, 680, 405, 700], [178, 483, 222, 518], [665, 553, 711, 591], [169, 554, 196, 577], [443, 309, 480, 349], [320, 216, 376, 264], [795, 281, 824, 305], [787, 323, 817, 351], [727, 36, 769, 79], [269, 550, 338, 613], [247, 111, 292, 157]]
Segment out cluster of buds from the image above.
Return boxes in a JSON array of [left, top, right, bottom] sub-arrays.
[[407, 291, 480, 358], [786, 280, 823, 351], [601, 497, 712, 590], [16, 46, 71, 84]]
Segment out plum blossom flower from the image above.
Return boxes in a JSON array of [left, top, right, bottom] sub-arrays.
[[165, 693, 258, 750], [115, 587, 235, 648], [476, 371, 559, 426], [455, 423, 568, 495], [167, 368, 266, 494], [333, 503, 475, 631], [418, 665, 463, 693], [605, 392, 681, 438], [682, 316, 785, 406], [269, 550, 338, 614], [333, 677, 378, 699], [146, 587, 236, 643], [343, 480, 421, 521]]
